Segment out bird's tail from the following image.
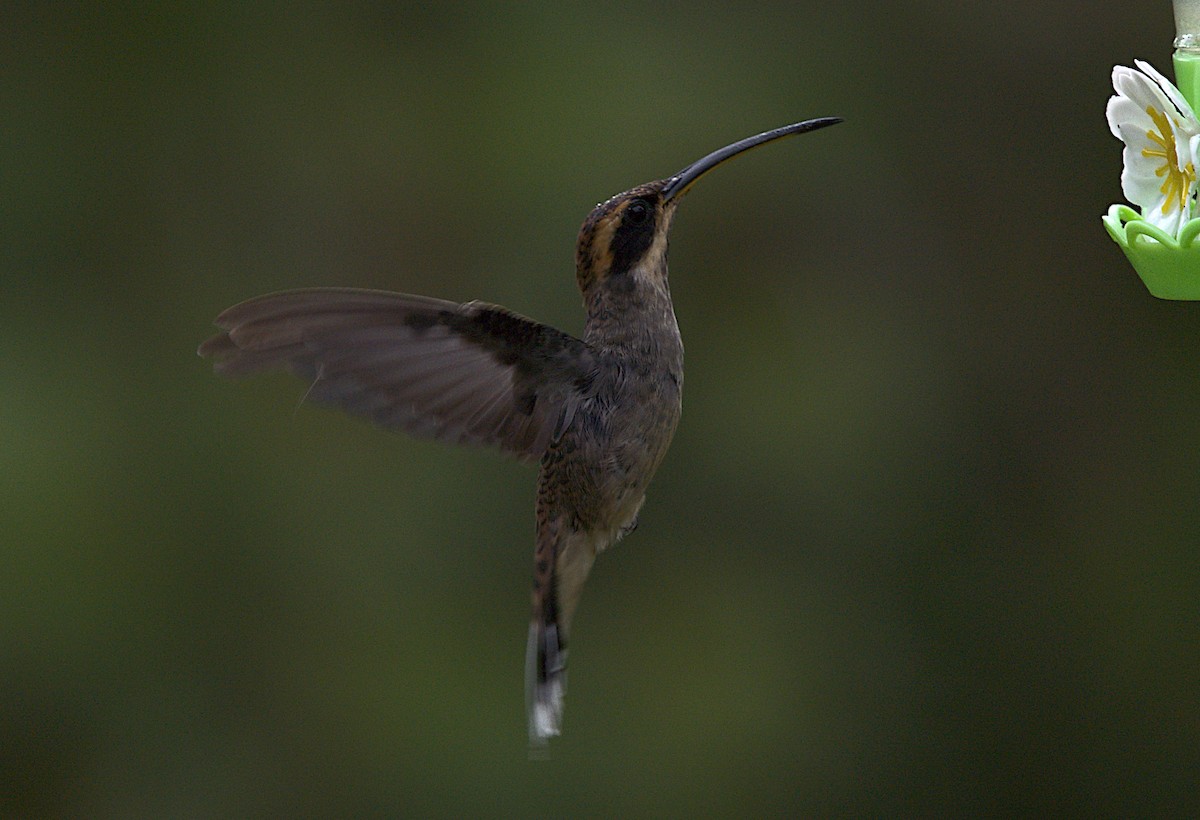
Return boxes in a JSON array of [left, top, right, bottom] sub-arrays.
[[526, 616, 567, 748]]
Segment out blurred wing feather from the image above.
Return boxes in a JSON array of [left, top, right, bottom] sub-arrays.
[[199, 288, 596, 461]]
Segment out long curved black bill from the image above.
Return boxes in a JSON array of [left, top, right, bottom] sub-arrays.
[[661, 117, 842, 203]]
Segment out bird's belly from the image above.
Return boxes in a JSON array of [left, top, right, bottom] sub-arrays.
[[544, 370, 681, 550], [592, 417, 677, 547]]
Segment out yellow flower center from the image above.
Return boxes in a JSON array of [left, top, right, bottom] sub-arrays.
[[1142, 105, 1196, 216]]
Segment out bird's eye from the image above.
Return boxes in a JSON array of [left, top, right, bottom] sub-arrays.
[[624, 199, 651, 227]]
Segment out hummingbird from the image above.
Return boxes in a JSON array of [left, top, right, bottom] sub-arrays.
[[199, 117, 841, 745]]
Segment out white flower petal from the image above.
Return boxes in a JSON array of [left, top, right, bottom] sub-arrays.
[[1173, 125, 1194, 168], [1120, 152, 1165, 204], [1135, 59, 1199, 127], [1159, 205, 1186, 237], [1108, 96, 1152, 137], [1115, 70, 1173, 120]]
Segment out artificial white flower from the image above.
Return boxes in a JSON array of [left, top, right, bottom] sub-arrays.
[[1107, 59, 1200, 238]]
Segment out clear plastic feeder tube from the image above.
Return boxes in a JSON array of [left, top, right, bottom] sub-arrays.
[[1176, 0, 1200, 49], [1176, 0, 1200, 106]]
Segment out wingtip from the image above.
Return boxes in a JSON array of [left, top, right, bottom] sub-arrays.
[[197, 332, 236, 359]]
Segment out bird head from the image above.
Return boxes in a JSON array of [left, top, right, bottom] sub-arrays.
[[573, 117, 842, 301]]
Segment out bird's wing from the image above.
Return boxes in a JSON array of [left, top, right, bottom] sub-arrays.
[[199, 288, 596, 462]]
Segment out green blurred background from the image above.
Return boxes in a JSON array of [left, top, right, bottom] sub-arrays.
[[3, 2, 1197, 816]]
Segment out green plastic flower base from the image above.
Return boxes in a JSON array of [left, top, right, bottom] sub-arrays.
[[1103, 204, 1200, 299]]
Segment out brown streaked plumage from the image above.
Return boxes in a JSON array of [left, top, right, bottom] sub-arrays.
[[199, 117, 841, 747]]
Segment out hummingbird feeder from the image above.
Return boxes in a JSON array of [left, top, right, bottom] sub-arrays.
[[1104, 0, 1200, 298]]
